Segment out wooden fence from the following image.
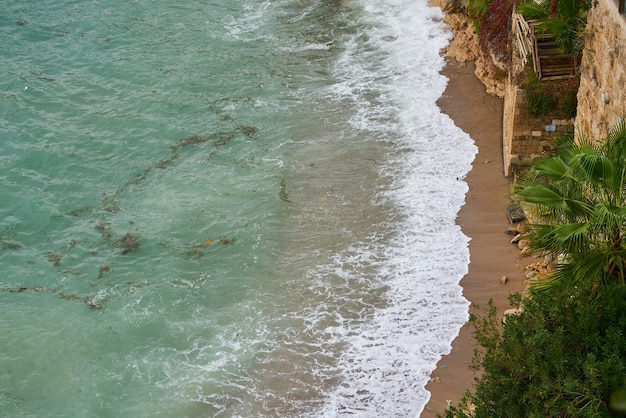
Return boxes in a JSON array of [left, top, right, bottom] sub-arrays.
[[512, 13, 578, 80]]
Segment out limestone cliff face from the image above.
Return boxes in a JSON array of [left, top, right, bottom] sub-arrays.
[[437, 8, 506, 98], [576, 0, 626, 139]]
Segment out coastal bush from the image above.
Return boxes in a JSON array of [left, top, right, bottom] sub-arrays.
[[446, 284, 626, 417], [522, 70, 580, 118], [527, 90, 555, 117], [562, 89, 578, 118], [468, 0, 490, 35], [469, 0, 522, 65], [481, 0, 521, 62], [524, 72, 555, 116]]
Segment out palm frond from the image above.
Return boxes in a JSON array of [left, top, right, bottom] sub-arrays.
[[563, 198, 594, 218], [530, 157, 570, 180], [557, 0, 588, 20], [553, 222, 590, 253], [606, 250, 626, 285], [517, 1, 549, 20], [530, 276, 559, 292], [517, 120, 626, 294], [592, 204, 626, 237], [530, 223, 589, 255], [575, 251, 610, 283], [605, 118, 626, 164], [555, 133, 579, 159], [529, 224, 566, 254], [518, 183, 593, 221], [518, 185, 566, 206], [556, 253, 606, 289], [570, 152, 614, 186]]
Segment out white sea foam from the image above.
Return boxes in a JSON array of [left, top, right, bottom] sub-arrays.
[[281, 42, 334, 53], [317, 0, 477, 416]]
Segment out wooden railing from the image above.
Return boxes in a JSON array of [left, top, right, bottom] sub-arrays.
[[512, 13, 533, 74], [512, 14, 578, 80]]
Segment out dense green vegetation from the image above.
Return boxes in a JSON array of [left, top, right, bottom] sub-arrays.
[[444, 121, 626, 417], [523, 70, 579, 118], [447, 284, 626, 417]]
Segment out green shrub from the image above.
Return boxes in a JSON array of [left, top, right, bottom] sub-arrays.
[[562, 89, 578, 119], [467, 0, 491, 35], [446, 284, 626, 417], [521, 68, 580, 119], [524, 70, 555, 117], [527, 91, 555, 117]]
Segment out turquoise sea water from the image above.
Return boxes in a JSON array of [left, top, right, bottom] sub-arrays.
[[1, 1, 477, 416]]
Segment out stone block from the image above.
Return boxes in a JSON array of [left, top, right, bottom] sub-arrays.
[[508, 205, 526, 223]]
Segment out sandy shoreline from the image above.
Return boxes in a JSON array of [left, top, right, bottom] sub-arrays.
[[420, 59, 531, 417]]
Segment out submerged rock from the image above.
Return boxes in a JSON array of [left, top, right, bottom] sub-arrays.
[[120, 233, 140, 255], [381, 35, 398, 42], [84, 297, 104, 310], [178, 134, 211, 146], [97, 264, 111, 280], [2, 241, 22, 250], [66, 206, 93, 217], [240, 126, 258, 137]]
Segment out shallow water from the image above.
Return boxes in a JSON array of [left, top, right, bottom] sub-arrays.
[[0, 1, 476, 416]]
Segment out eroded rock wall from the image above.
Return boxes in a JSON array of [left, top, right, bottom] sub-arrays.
[[576, 0, 626, 139], [439, 10, 506, 98]]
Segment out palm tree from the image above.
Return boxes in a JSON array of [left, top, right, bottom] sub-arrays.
[[515, 119, 626, 292]]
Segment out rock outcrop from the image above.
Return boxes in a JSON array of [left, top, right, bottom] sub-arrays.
[[576, 0, 626, 140], [440, 11, 506, 97]]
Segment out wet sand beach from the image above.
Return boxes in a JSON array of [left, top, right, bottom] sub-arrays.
[[421, 59, 530, 417]]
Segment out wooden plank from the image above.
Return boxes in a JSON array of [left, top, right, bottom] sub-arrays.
[[534, 34, 541, 78], [529, 21, 578, 79], [538, 49, 564, 55], [511, 12, 534, 73]]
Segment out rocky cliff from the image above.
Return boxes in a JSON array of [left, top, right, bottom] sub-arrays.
[[576, 0, 626, 139], [432, 1, 506, 98]]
